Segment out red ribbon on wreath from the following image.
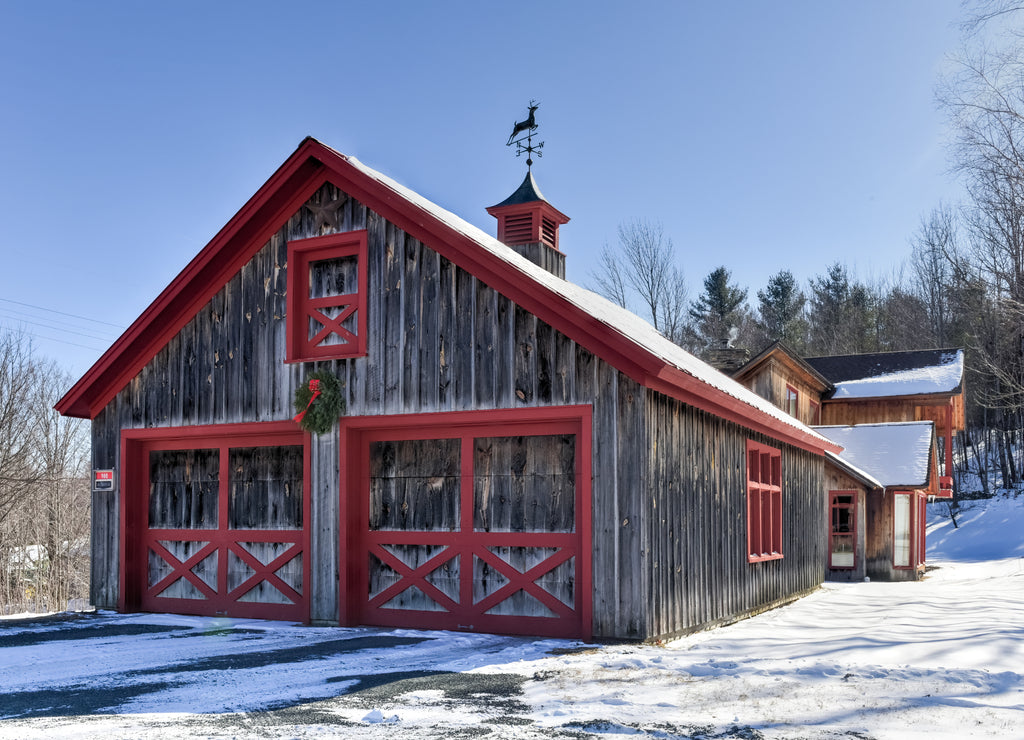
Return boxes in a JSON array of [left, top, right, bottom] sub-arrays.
[[293, 378, 322, 424]]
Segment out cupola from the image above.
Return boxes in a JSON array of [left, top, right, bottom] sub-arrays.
[[487, 170, 570, 279]]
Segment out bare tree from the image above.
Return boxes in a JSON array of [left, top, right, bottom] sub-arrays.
[[0, 332, 90, 614], [591, 219, 690, 344], [910, 205, 958, 346], [0, 331, 40, 528]]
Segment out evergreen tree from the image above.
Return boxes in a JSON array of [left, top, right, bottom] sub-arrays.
[[808, 262, 851, 355], [689, 266, 748, 347], [756, 270, 807, 350]]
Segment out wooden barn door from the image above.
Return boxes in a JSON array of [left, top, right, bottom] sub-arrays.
[[343, 408, 592, 639], [125, 425, 310, 622]]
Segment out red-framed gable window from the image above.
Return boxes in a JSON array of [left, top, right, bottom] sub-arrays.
[[785, 385, 799, 419], [809, 399, 821, 425], [747, 440, 783, 562], [286, 231, 368, 362]]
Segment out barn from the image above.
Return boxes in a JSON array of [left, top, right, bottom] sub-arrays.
[[56, 137, 841, 641]]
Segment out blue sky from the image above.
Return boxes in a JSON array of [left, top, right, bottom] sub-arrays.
[[1, 1, 970, 375]]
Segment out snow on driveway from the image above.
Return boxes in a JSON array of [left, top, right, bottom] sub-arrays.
[[1, 499, 1022, 739]]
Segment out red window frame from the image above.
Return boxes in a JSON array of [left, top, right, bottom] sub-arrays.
[[828, 491, 857, 570], [286, 230, 368, 362], [746, 440, 783, 562], [809, 400, 821, 425], [785, 385, 799, 418]]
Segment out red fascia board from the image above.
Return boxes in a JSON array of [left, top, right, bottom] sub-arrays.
[[313, 149, 838, 455], [647, 366, 841, 456], [57, 138, 838, 455], [56, 143, 329, 418]]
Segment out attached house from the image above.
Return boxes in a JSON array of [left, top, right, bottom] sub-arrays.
[[732, 342, 963, 581], [56, 137, 842, 641]]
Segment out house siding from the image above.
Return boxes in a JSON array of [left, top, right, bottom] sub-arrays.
[[645, 392, 826, 639], [90, 183, 656, 638]]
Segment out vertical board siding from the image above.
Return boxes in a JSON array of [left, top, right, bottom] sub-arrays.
[[645, 391, 826, 640], [89, 180, 825, 640]]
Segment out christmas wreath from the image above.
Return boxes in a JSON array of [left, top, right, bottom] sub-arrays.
[[292, 371, 345, 434]]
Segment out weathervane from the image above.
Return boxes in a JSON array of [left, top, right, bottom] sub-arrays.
[[506, 100, 544, 170]]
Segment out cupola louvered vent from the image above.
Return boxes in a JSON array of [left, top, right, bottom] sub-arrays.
[[487, 170, 570, 278], [503, 213, 534, 245]]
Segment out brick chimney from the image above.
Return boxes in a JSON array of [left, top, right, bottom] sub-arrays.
[[487, 171, 569, 279]]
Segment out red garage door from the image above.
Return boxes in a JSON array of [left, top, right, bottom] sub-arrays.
[[123, 424, 310, 622], [341, 407, 592, 639]]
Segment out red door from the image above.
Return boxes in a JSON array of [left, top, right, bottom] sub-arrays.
[[341, 408, 592, 639], [124, 424, 310, 622]]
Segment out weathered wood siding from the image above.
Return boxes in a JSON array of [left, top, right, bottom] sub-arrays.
[[645, 391, 826, 639], [89, 183, 647, 637], [741, 360, 824, 426], [864, 489, 922, 582], [88, 181, 833, 639], [823, 465, 869, 582]]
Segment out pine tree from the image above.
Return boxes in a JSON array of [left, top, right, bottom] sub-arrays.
[[756, 270, 807, 350], [689, 266, 748, 347], [808, 262, 851, 355]]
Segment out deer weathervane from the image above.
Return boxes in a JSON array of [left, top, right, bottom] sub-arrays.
[[506, 100, 544, 170]]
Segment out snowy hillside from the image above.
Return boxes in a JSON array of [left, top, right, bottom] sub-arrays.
[[0, 495, 1021, 739], [927, 492, 1024, 561]]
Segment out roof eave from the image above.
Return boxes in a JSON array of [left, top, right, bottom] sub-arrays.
[[55, 138, 330, 418], [55, 138, 842, 455]]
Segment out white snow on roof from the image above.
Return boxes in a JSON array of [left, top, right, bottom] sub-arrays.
[[831, 350, 963, 399], [812, 422, 934, 487], [345, 155, 830, 445]]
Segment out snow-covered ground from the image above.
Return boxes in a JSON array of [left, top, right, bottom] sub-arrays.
[[0, 495, 1021, 739]]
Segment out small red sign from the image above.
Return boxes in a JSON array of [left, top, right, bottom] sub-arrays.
[[93, 469, 115, 491]]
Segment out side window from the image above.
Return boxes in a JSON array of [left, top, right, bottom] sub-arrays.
[[809, 400, 821, 425], [785, 385, 799, 419], [747, 440, 783, 562], [286, 231, 368, 362]]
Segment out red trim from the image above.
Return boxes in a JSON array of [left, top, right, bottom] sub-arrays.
[[286, 231, 369, 361], [892, 490, 922, 570], [828, 490, 857, 570], [119, 421, 311, 622], [746, 439, 783, 563], [339, 405, 593, 639], [57, 144, 328, 418], [56, 138, 839, 457], [486, 200, 570, 251]]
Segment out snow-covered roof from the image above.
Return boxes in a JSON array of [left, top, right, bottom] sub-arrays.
[[808, 349, 964, 400], [823, 450, 883, 489], [346, 155, 831, 445], [812, 422, 934, 488]]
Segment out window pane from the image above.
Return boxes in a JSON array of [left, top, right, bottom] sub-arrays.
[[309, 254, 358, 298], [762, 490, 774, 554], [748, 489, 761, 556], [369, 439, 460, 531], [831, 534, 855, 567], [473, 434, 576, 533], [228, 446, 304, 530], [832, 505, 853, 533], [149, 449, 219, 529], [894, 493, 911, 567]]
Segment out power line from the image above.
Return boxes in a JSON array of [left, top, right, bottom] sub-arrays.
[[0, 297, 125, 329], [0, 312, 120, 343], [0, 306, 121, 339], [0, 322, 108, 353]]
